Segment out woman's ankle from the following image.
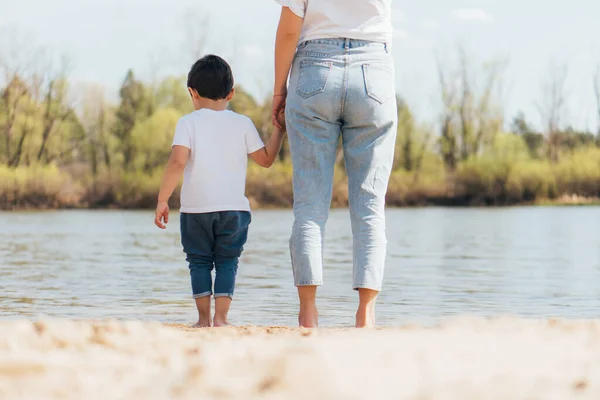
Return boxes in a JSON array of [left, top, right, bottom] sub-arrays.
[[356, 288, 378, 328], [298, 310, 319, 328], [297, 286, 319, 327]]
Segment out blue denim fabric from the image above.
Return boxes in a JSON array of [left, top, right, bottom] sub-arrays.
[[286, 38, 398, 291], [180, 211, 251, 299]]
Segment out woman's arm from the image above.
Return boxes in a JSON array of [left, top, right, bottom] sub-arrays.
[[274, 7, 303, 95], [272, 6, 303, 128]]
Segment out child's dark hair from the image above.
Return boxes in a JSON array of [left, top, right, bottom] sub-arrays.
[[187, 55, 234, 101]]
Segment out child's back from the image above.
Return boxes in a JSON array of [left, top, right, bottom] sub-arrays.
[[154, 54, 284, 328], [174, 109, 264, 213]]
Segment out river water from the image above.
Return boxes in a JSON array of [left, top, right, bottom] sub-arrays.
[[1, 207, 599, 326]]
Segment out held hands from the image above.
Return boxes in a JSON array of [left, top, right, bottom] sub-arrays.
[[155, 201, 169, 229], [271, 93, 287, 130]]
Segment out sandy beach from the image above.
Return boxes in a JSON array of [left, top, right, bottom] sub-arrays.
[[1, 318, 599, 399]]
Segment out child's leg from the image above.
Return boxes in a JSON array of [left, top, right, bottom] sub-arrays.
[[214, 296, 233, 327], [213, 211, 251, 326], [181, 212, 216, 327], [213, 254, 237, 326], [193, 296, 212, 328]]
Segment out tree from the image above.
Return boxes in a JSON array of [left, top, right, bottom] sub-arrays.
[[395, 98, 415, 171], [153, 76, 191, 115], [537, 62, 568, 163], [594, 60, 600, 137], [113, 70, 153, 170], [436, 54, 458, 171], [79, 84, 114, 175], [510, 111, 544, 158], [131, 108, 180, 173], [0, 75, 31, 166], [435, 47, 506, 171], [36, 67, 74, 164]]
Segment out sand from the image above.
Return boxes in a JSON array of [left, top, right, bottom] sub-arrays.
[[1, 318, 599, 400]]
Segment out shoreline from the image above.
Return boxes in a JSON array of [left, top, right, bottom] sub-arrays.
[[1, 198, 599, 212], [1, 317, 599, 399]]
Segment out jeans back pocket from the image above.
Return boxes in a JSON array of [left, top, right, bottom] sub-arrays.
[[296, 60, 333, 99], [362, 63, 395, 104]]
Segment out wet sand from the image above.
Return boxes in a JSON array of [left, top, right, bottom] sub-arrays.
[[1, 318, 600, 399]]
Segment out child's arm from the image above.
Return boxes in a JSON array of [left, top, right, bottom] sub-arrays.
[[249, 126, 285, 168], [155, 145, 190, 229]]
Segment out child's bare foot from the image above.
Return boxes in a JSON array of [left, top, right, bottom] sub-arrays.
[[193, 296, 212, 328], [212, 318, 231, 327], [213, 297, 232, 328], [191, 319, 211, 328]]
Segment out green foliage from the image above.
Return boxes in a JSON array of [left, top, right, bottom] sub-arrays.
[[131, 108, 180, 173], [0, 63, 599, 210], [0, 164, 77, 209], [113, 70, 154, 170], [153, 76, 192, 114]]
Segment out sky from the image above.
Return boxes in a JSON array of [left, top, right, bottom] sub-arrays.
[[1, 0, 599, 131]]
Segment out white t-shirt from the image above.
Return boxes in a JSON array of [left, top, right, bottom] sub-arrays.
[[275, 0, 393, 44], [172, 109, 265, 213]]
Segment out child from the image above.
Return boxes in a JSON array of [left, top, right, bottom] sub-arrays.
[[154, 54, 285, 328]]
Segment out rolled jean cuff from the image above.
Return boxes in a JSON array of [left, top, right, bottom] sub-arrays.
[[353, 284, 382, 292], [192, 291, 212, 299], [295, 280, 323, 287], [214, 293, 233, 299]]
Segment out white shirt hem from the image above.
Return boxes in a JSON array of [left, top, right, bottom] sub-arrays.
[[179, 204, 251, 214], [300, 33, 392, 45]]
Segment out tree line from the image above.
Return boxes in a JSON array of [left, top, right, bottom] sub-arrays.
[[1, 45, 599, 209]]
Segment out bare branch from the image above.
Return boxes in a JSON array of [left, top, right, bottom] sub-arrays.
[[594, 61, 600, 134], [537, 61, 568, 134], [537, 60, 569, 163], [182, 9, 211, 63]]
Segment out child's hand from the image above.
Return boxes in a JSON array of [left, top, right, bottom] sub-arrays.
[[155, 201, 169, 229], [275, 107, 286, 131]]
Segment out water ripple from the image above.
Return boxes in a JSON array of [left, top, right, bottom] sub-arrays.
[[1, 208, 600, 326]]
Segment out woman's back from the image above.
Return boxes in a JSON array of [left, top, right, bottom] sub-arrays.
[[278, 0, 393, 43], [273, 0, 397, 328]]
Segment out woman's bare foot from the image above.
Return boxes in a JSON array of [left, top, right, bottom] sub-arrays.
[[299, 305, 319, 328], [355, 288, 378, 328], [355, 307, 375, 328], [298, 286, 319, 328]]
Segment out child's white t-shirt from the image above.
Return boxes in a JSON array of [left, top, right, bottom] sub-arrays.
[[172, 109, 265, 213]]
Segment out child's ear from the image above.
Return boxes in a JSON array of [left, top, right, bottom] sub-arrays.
[[188, 88, 198, 99], [226, 88, 235, 101]]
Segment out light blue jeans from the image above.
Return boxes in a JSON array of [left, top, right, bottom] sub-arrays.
[[286, 38, 398, 291]]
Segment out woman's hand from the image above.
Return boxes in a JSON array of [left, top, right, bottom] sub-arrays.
[[271, 93, 287, 129]]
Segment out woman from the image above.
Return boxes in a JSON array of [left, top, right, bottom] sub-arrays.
[[272, 0, 397, 328]]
